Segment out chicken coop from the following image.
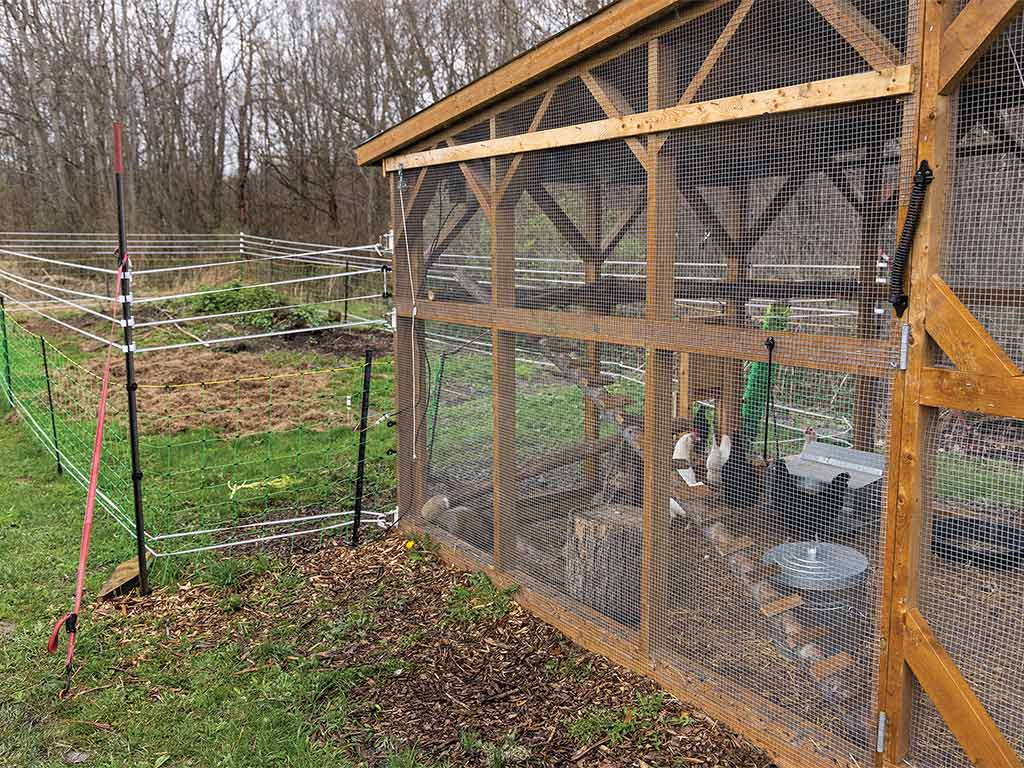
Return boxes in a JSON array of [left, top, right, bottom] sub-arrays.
[[356, 1, 1024, 766]]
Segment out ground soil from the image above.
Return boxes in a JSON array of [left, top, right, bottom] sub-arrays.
[[97, 534, 774, 768]]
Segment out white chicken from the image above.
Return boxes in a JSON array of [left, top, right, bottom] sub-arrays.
[[669, 497, 687, 523], [672, 430, 704, 487], [706, 434, 731, 485], [803, 426, 818, 452]]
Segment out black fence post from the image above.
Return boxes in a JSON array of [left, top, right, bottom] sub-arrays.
[[351, 347, 373, 547], [343, 259, 350, 323], [0, 296, 11, 410], [40, 336, 62, 475], [113, 122, 150, 595]]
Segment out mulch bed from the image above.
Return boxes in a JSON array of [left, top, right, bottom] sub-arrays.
[[96, 533, 774, 767]]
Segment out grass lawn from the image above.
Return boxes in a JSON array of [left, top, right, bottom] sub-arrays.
[[0, 414, 769, 768]]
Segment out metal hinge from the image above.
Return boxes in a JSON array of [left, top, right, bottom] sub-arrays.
[[898, 324, 911, 370], [876, 711, 887, 753]]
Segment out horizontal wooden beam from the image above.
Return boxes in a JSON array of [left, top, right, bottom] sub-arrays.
[[397, 298, 894, 375], [355, 0, 708, 166], [905, 608, 1023, 768], [938, 0, 1024, 95], [919, 367, 1024, 418], [925, 274, 1021, 377], [383, 67, 913, 172]]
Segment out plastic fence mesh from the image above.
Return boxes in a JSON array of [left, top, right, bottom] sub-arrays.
[[912, 411, 1024, 768], [940, 13, 1024, 370]]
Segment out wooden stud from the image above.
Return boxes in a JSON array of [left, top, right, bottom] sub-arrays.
[[582, 184, 603, 488], [677, 0, 755, 105], [399, 299, 895, 377], [717, 535, 754, 557], [580, 71, 651, 171], [806, 0, 902, 71], [525, 181, 600, 260], [810, 652, 856, 682], [925, 274, 1022, 377], [382, 67, 914, 172], [761, 594, 803, 618], [904, 608, 1023, 768], [879, 0, 956, 762], [919, 368, 1024, 419], [938, 0, 1024, 95]]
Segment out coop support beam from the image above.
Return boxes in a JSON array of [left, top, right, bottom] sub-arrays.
[[879, 0, 956, 762], [806, 0, 901, 71], [640, 124, 677, 657], [491, 129, 519, 570], [382, 67, 913, 172], [938, 0, 1024, 95], [397, 299, 892, 377], [904, 608, 1023, 768], [925, 274, 1022, 377], [678, 0, 755, 105], [918, 368, 1024, 419], [582, 185, 604, 488]]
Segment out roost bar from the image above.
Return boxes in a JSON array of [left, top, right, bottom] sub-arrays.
[[357, 1, 1024, 766]]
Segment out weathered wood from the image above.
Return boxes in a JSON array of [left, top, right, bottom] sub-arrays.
[[383, 67, 913, 172], [880, 0, 956, 761], [761, 593, 803, 618], [806, 0, 902, 71], [717, 534, 754, 557], [677, 0, 755, 105], [905, 608, 1023, 768], [355, 0, 732, 165], [938, 0, 1024, 94], [919, 368, 1024, 419], [565, 504, 642, 628], [810, 651, 856, 681], [581, 71, 651, 171], [399, 300, 895, 377], [925, 274, 1021, 377]]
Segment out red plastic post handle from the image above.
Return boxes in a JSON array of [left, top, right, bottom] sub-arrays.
[[112, 123, 124, 175], [47, 613, 72, 654]]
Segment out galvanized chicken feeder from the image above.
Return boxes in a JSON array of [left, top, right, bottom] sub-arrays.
[[763, 541, 869, 612]]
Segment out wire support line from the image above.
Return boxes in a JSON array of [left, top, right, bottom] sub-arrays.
[[132, 245, 384, 276], [149, 508, 370, 540], [0, 267, 115, 303], [0, 292, 120, 349], [133, 317, 386, 353], [150, 511, 391, 557], [0, 245, 120, 274], [0, 272, 120, 325], [132, 292, 386, 329], [132, 267, 380, 304], [138, 362, 368, 389]]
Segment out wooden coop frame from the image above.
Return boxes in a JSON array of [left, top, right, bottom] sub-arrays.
[[357, 1, 1024, 766]]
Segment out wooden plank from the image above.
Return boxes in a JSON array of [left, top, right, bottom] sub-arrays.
[[382, 67, 913, 172], [905, 608, 1024, 768], [939, 0, 1024, 95], [601, 200, 645, 254], [810, 651, 855, 682], [580, 71, 651, 171], [582, 184, 603, 488], [880, 1, 956, 761], [919, 367, 1024, 419], [677, 0, 755, 105], [806, 0, 901, 71], [525, 182, 600, 260], [761, 594, 803, 618], [717, 534, 754, 557], [355, 0, 727, 166], [495, 89, 553, 204], [397, 298, 895, 377], [925, 274, 1021, 377]]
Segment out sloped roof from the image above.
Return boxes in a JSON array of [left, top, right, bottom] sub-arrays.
[[354, 0, 696, 166]]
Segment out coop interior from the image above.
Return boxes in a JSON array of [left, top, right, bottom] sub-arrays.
[[392, 2, 1024, 766]]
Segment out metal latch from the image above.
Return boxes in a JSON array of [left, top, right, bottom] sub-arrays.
[[898, 324, 911, 370], [876, 711, 887, 753]]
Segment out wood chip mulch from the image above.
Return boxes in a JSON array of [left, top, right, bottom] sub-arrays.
[[95, 533, 775, 767]]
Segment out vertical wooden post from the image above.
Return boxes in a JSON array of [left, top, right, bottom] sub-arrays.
[[878, 1, 956, 762], [718, 189, 748, 441], [392, 171, 430, 521], [582, 186, 603, 488], [640, 35, 678, 659], [491, 124, 519, 569]]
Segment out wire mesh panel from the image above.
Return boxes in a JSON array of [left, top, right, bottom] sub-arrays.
[[940, 14, 1024, 370], [504, 334, 645, 638], [419, 321, 496, 557], [653, 351, 893, 766], [911, 410, 1024, 768]]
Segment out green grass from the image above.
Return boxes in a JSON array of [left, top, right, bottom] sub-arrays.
[[567, 692, 677, 750], [444, 572, 517, 626]]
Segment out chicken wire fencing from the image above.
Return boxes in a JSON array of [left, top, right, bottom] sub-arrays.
[[0, 232, 397, 556]]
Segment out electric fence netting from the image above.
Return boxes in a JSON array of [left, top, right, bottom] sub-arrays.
[[0, 232, 397, 557]]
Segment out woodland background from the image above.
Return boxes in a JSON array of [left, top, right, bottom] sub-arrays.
[[0, 0, 603, 242]]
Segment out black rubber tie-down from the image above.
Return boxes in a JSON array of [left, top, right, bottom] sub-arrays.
[[889, 159, 934, 318], [931, 516, 1024, 571]]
